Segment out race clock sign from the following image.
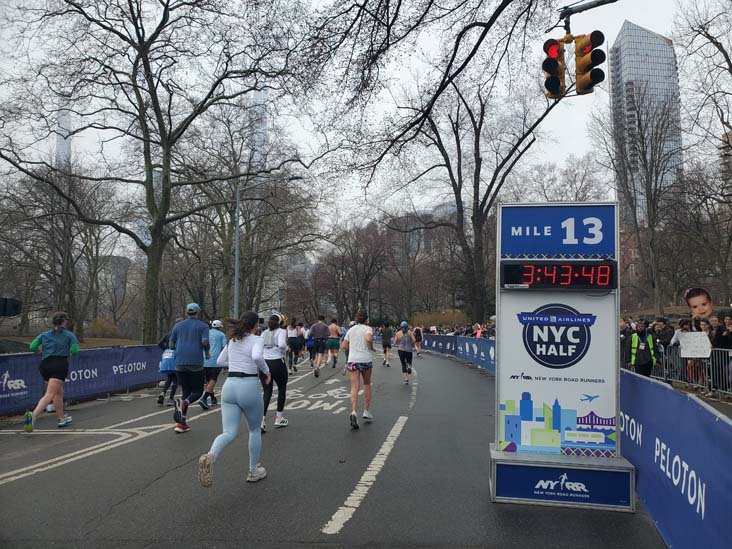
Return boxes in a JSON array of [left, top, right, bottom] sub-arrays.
[[495, 203, 619, 458], [491, 203, 634, 513]]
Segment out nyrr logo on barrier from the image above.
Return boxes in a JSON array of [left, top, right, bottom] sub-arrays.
[[534, 472, 589, 494], [518, 304, 596, 369], [1, 371, 27, 391]]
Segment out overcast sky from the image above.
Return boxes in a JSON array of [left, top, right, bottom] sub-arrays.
[[536, 0, 678, 166]]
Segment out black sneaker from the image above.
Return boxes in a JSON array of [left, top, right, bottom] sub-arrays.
[[173, 398, 183, 423], [198, 397, 210, 411], [314, 368, 320, 378], [157, 393, 165, 406], [332, 360, 337, 368], [349, 412, 359, 430], [210, 396, 218, 406], [293, 365, 298, 373]]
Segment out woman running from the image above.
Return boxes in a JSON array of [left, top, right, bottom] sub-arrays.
[[198, 311, 271, 487], [261, 314, 289, 432], [24, 312, 79, 431], [413, 325, 423, 356], [395, 321, 416, 384], [285, 318, 301, 374], [342, 310, 374, 430]]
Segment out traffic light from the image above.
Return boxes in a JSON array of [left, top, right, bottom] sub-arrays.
[[575, 31, 606, 95], [542, 38, 566, 99]]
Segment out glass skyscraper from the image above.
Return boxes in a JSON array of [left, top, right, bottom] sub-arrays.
[[609, 21, 683, 226]]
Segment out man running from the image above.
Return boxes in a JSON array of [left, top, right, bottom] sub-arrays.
[[326, 318, 342, 369], [342, 309, 374, 429], [309, 315, 329, 377], [200, 319, 226, 408], [381, 322, 393, 366], [169, 303, 210, 433]]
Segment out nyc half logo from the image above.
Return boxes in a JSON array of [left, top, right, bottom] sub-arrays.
[[518, 304, 596, 369]]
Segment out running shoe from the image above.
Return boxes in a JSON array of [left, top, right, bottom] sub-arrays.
[[23, 411, 34, 433], [341, 366, 347, 376], [332, 360, 337, 369], [173, 398, 183, 423], [210, 396, 218, 407], [362, 410, 373, 422], [166, 399, 175, 406], [246, 464, 267, 483], [293, 365, 298, 373], [404, 379, 409, 384], [57, 415, 72, 428], [349, 412, 359, 430], [314, 367, 320, 378], [174, 422, 190, 433], [261, 418, 267, 434], [157, 393, 165, 406], [198, 396, 210, 411], [310, 361, 314, 368], [274, 416, 289, 428], [198, 453, 214, 488]]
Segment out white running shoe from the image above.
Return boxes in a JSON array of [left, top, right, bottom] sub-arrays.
[[247, 464, 267, 482], [198, 453, 214, 488], [362, 410, 373, 422], [274, 416, 289, 428]]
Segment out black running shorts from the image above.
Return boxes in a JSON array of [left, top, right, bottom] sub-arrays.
[[39, 355, 69, 382], [314, 338, 327, 354], [204, 367, 222, 382]]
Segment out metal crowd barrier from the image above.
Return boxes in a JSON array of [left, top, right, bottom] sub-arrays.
[[620, 342, 732, 397]]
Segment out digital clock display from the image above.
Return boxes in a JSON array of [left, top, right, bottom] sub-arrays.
[[501, 261, 617, 290]]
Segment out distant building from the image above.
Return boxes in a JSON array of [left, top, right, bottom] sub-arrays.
[[609, 21, 683, 227]]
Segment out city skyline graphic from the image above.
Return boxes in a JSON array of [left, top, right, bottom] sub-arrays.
[[499, 391, 617, 458]]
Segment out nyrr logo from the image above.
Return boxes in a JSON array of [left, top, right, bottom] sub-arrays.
[[535, 473, 589, 493], [1, 371, 27, 391], [518, 304, 596, 369]]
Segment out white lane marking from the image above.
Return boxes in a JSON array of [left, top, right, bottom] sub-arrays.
[[321, 416, 409, 535], [410, 369, 419, 410], [0, 358, 317, 485], [0, 431, 135, 482], [0, 407, 226, 485]]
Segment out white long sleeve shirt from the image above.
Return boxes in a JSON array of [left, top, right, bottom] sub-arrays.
[[217, 335, 270, 376], [262, 328, 287, 360]]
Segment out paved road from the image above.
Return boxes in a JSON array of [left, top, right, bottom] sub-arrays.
[[1, 350, 664, 548]]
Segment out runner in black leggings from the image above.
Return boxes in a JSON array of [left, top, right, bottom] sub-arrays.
[[261, 314, 289, 432]]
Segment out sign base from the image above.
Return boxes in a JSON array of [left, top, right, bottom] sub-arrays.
[[490, 444, 635, 512]]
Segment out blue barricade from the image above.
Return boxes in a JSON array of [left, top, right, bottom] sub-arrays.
[[422, 334, 732, 546], [619, 371, 732, 548], [422, 335, 495, 372], [0, 346, 164, 416]]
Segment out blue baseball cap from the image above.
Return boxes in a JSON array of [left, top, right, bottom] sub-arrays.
[[186, 303, 200, 313], [400, 321, 408, 328]]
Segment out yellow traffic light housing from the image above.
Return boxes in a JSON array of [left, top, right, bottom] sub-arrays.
[[575, 31, 606, 95], [542, 39, 566, 99]]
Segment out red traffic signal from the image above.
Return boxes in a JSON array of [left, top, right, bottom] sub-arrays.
[[542, 39, 566, 99]]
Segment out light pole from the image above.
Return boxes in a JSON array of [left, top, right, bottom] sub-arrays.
[[233, 175, 303, 319]]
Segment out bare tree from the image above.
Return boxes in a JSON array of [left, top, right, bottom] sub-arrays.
[[0, 1, 312, 342], [675, 1, 732, 159], [591, 83, 684, 313]]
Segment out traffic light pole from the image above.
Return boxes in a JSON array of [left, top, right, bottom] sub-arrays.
[[547, 0, 619, 35]]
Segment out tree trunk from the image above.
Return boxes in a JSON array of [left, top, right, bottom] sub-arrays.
[[143, 238, 166, 344]]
